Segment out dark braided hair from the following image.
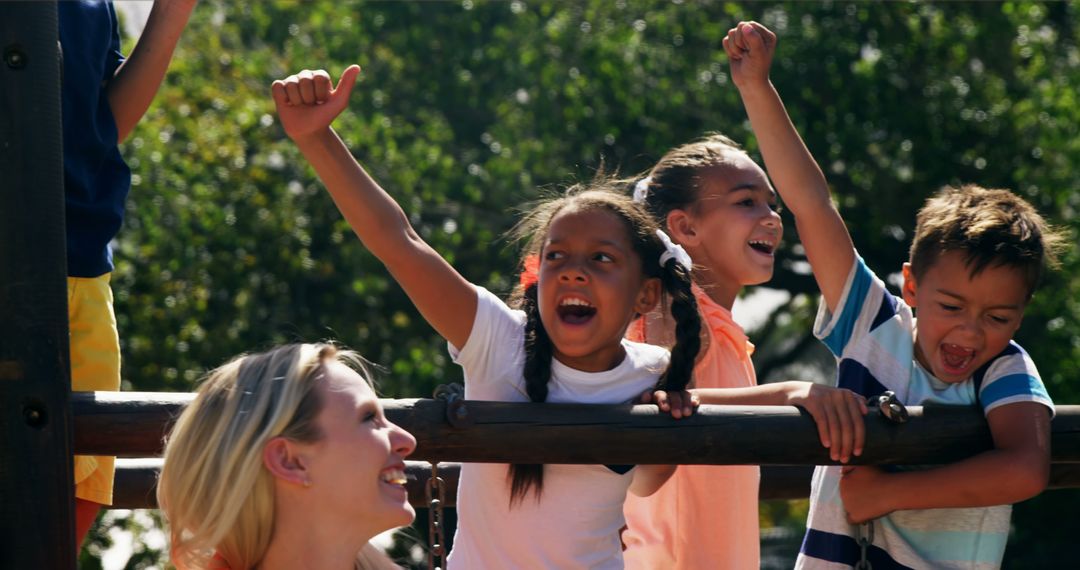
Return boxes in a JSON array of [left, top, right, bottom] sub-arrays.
[[519, 283, 553, 403], [657, 260, 700, 391], [507, 282, 551, 504], [505, 180, 702, 505]]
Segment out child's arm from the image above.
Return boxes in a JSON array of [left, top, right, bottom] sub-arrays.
[[623, 389, 696, 496], [272, 67, 477, 348], [645, 382, 866, 464], [630, 379, 868, 494], [629, 464, 677, 497], [697, 383, 867, 464], [725, 21, 854, 313], [106, 0, 198, 142], [840, 402, 1050, 523]]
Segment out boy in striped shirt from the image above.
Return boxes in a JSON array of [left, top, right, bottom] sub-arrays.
[[724, 20, 1067, 569]]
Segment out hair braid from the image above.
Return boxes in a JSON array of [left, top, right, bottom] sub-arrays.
[[657, 260, 701, 391], [520, 283, 552, 403], [509, 283, 550, 504]]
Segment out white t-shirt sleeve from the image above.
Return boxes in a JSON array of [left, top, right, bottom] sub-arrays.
[[447, 285, 528, 401]]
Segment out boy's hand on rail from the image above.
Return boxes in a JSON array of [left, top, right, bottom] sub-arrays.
[[723, 20, 776, 91], [840, 465, 891, 524], [785, 383, 867, 464], [640, 389, 699, 419], [271, 65, 360, 142]]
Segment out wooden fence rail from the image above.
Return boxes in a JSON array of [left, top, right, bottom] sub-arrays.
[[74, 392, 1080, 463], [111, 460, 1080, 510], [75, 391, 1080, 510]]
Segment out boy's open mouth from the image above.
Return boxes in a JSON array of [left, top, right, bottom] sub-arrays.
[[557, 297, 596, 325], [941, 343, 975, 373]]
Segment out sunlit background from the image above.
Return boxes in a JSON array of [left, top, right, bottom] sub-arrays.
[[86, 2, 1080, 568]]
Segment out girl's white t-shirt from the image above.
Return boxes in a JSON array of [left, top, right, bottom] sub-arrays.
[[446, 286, 669, 569]]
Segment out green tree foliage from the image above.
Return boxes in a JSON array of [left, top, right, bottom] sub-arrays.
[[98, 1, 1077, 566]]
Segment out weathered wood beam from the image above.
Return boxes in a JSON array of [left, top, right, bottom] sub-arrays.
[[109, 460, 1080, 510], [73, 392, 190, 457], [112, 459, 461, 510], [0, 2, 75, 567], [74, 392, 1080, 464]]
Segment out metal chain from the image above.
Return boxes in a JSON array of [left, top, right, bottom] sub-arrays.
[[853, 391, 907, 569], [427, 382, 465, 569], [426, 462, 447, 570], [854, 520, 875, 570]]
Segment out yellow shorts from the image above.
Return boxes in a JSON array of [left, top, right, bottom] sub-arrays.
[[69, 274, 120, 505]]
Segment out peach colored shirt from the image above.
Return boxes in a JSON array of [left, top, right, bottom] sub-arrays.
[[623, 285, 761, 569]]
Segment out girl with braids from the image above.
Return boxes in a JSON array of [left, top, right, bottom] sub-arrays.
[[273, 66, 702, 569], [622, 133, 869, 570]]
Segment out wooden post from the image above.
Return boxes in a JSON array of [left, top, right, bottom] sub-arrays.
[[0, 1, 75, 567]]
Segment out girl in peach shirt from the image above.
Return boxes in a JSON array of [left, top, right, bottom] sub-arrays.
[[623, 135, 867, 569]]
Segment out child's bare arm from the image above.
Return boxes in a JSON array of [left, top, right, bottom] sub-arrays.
[[695, 382, 867, 464], [272, 66, 477, 348], [106, 0, 198, 142], [629, 464, 677, 497], [725, 21, 854, 313], [839, 402, 1050, 523], [625, 389, 696, 494]]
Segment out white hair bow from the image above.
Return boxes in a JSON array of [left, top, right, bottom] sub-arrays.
[[656, 229, 693, 272], [633, 176, 652, 203]]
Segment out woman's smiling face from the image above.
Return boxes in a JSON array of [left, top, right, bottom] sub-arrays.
[[300, 362, 417, 537], [537, 207, 660, 372]]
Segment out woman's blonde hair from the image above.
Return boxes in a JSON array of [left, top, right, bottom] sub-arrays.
[[158, 342, 376, 569]]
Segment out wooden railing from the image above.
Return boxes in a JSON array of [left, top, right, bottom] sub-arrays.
[[110, 460, 1080, 510], [74, 392, 1080, 509]]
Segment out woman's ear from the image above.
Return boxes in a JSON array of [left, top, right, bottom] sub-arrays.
[[263, 437, 310, 488], [665, 209, 700, 248], [901, 262, 918, 308]]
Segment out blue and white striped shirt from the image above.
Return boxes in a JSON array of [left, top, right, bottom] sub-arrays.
[[796, 256, 1053, 570]]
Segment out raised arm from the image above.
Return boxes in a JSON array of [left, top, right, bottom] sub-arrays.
[[272, 66, 477, 348], [106, 0, 198, 142], [725, 21, 855, 312], [839, 402, 1050, 522]]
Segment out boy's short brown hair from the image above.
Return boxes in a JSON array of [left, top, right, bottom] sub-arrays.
[[908, 184, 1067, 298]]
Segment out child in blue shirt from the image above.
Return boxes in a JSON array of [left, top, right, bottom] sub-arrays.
[[59, 0, 197, 548], [724, 20, 1067, 568]]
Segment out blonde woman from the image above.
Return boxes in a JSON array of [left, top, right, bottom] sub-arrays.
[[158, 343, 416, 569]]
